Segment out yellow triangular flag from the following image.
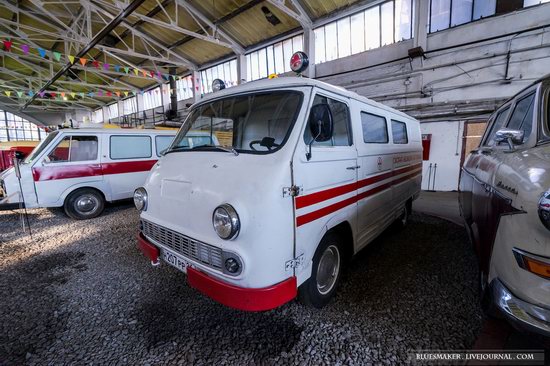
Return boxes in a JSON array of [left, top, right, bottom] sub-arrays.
[[5, 91, 11, 97], [70, 92, 76, 98], [124, 91, 129, 97], [68, 55, 75, 64], [133, 68, 139, 76]]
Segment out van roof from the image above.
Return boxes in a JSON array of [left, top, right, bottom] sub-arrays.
[[53, 128, 177, 135], [199, 76, 416, 122]]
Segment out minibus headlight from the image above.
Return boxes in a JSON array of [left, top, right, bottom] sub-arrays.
[[213, 204, 240, 240], [134, 187, 148, 211]]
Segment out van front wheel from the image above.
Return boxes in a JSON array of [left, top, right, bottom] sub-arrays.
[[298, 232, 343, 308], [64, 188, 105, 220]]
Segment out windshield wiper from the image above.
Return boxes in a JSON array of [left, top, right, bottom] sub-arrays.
[[164, 146, 191, 155], [190, 145, 239, 156]]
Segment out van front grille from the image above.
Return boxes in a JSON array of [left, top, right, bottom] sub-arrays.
[[141, 220, 223, 270]]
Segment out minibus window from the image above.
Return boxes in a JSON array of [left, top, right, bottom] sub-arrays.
[[24, 131, 58, 163], [391, 120, 408, 144], [110, 135, 152, 159], [46, 135, 98, 163], [361, 112, 388, 143], [168, 91, 302, 154], [304, 95, 351, 147]]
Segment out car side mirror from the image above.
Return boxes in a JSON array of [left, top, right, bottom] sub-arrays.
[[159, 148, 168, 156], [495, 128, 524, 152], [306, 104, 333, 161]]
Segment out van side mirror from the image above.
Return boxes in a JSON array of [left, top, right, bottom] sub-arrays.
[[495, 128, 524, 152], [306, 104, 333, 161]]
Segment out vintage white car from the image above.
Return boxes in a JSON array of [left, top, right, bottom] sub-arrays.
[[135, 71, 423, 311], [459, 76, 550, 336]]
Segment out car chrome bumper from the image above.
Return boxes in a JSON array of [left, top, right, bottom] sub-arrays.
[[492, 278, 550, 337]]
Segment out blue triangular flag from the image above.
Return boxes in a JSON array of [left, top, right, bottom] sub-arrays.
[[114, 65, 120, 72], [38, 48, 46, 58]]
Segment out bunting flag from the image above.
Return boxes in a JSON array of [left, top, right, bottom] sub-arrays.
[[150, 71, 155, 78], [79, 58, 87, 66], [38, 48, 47, 58], [92, 60, 100, 69], [124, 91, 129, 97], [70, 92, 76, 98], [114, 65, 120, 72], [133, 68, 139, 76], [50, 92, 56, 98], [5, 91, 11, 97], [3, 40, 12, 52], [21, 44, 29, 54], [115, 91, 120, 97], [103, 63, 110, 71], [124, 67, 130, 74], [97, 90, 103, 97], [142, 70, 148, 77], [106, 91, 112, 97], [68, 55, 75, 64], [16, 91, 23, 98], [28, 91, 34, 97], [38, 91, 45, 98], [60, 92, 66, 98], [79, 92, 85, 98], [52, 51, 61, 62]]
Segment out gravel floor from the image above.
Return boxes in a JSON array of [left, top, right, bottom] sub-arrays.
[[0, 203, 482, 365]]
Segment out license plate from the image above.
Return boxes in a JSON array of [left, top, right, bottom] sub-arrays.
[[161, 248, 195, 274]]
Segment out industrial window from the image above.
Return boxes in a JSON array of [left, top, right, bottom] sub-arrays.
[[92, 109, 103, 124], [0, 110, 46, 142], [110, 135, 152, 160], [485, 106, 510, 146], [304, 95, 352, 147], [245, 35, 303, 81], [391, 120, 408, 144], [200, 59, 238, 94], [176, 75, 194, 101], [429, 0, 497, 32], [505, 92, 536, 143], [107, 102, 119, 119], [314, 0, 414, 64], [524, 0, 550, 6], [47, 136, 98, 163], [122, 97, 137, 116], [361, 112, 389, 143], [155, 135, 174, 156], [143, 87, 163, 110]]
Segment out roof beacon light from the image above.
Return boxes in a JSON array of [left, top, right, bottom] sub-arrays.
[[290, 51, 309, 75], [212, 79, 226, 92]]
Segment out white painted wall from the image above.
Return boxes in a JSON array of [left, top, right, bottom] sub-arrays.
[[420, 121, 465, 191]]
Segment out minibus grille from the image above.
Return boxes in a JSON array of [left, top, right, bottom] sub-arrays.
[[141, 220, 223, 270]]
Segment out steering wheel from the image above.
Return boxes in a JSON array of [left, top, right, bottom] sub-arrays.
[[249, 137, 280, 151]]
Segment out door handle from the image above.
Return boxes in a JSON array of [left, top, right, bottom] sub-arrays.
[[346, 166, 360, 170]]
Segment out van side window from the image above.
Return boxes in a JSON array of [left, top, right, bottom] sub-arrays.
[[47, 135, 98, 163], [361, 112, 388, 143], [155, 136, 173, 156], [505, 92, 536, 143], [391, 120, 408, 144], [484, 106, 510, 146], [110, 136, 152, 159], [304, 95, 351, 146]]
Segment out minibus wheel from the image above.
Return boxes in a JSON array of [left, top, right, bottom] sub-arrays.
[[64, 188, 105, 220], [298, 232, 343, 308]]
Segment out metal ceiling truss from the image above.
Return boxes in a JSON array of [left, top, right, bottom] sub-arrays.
[[266, 0, 312, 29]]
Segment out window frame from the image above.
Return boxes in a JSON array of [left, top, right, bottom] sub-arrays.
[[503, 90, 537, 145], [429, 0, 498, 33], [109, 134, 152, 160], [391, 119, 409, 144], [481, 105, 511, 147], [46, 135, 99, 164], [360, 111, 389, 144], [155, 135, 174, 157]]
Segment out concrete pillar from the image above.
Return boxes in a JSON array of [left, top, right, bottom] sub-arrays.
[[136, 92, 144, 112], [101, 106, 109, 124], [303, 28, 316, 78], [236, 54, 247, 84], [413, 0, 429, 51]]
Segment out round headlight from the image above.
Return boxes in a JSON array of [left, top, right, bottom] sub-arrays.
[[134, 187, 148, 211], [212, 204, 240, 240]]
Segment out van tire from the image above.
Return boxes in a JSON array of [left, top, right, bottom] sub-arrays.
[[64, 188, 105, 220], [298, 232, 343, 308], [397, 199, 412, 228]]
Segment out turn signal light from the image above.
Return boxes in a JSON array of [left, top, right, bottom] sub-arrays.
[[513, 248, 550, 279]]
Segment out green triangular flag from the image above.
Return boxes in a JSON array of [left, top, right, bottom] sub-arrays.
[[17, 91, 23, 98], [171, 75, 176, 80], [132, 90, 136, 96], [124, 66, 130, 74], [52, 51, 61, 61]]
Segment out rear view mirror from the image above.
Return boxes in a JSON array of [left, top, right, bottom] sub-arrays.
[[495, 128, 524, 151], [308, 104, 333, 142], [306, 104, 333, 161]]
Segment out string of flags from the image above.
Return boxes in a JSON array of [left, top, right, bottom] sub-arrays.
[[2, 39, 194, 82]]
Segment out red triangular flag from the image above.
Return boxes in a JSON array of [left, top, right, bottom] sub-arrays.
[[3, 40, 12, 52], [92, 60, 100, 68]]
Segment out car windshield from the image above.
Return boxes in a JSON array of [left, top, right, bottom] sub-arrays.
[[24, 131, 58, 164], [168, 91, 302, 154]]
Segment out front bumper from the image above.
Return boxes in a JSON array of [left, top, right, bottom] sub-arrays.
[[492, 278, 550, 337], [137, 232, 297, 311]]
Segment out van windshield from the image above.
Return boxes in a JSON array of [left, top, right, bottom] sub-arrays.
[[24, 131, 59, 164], [168, 91, 302, 154]]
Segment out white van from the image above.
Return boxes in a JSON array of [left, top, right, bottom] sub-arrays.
[[0, 128, 176, 219], [135, 76, 422, 311]]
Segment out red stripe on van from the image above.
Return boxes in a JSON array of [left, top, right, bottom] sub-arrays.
[[295, 163, 422, 209], [296, 169, 421, 227], [32, 160, 157, 181]]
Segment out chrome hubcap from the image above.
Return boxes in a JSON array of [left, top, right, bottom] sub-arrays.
[[316, 244, 340, 295], [75, 195, 98, 214]]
